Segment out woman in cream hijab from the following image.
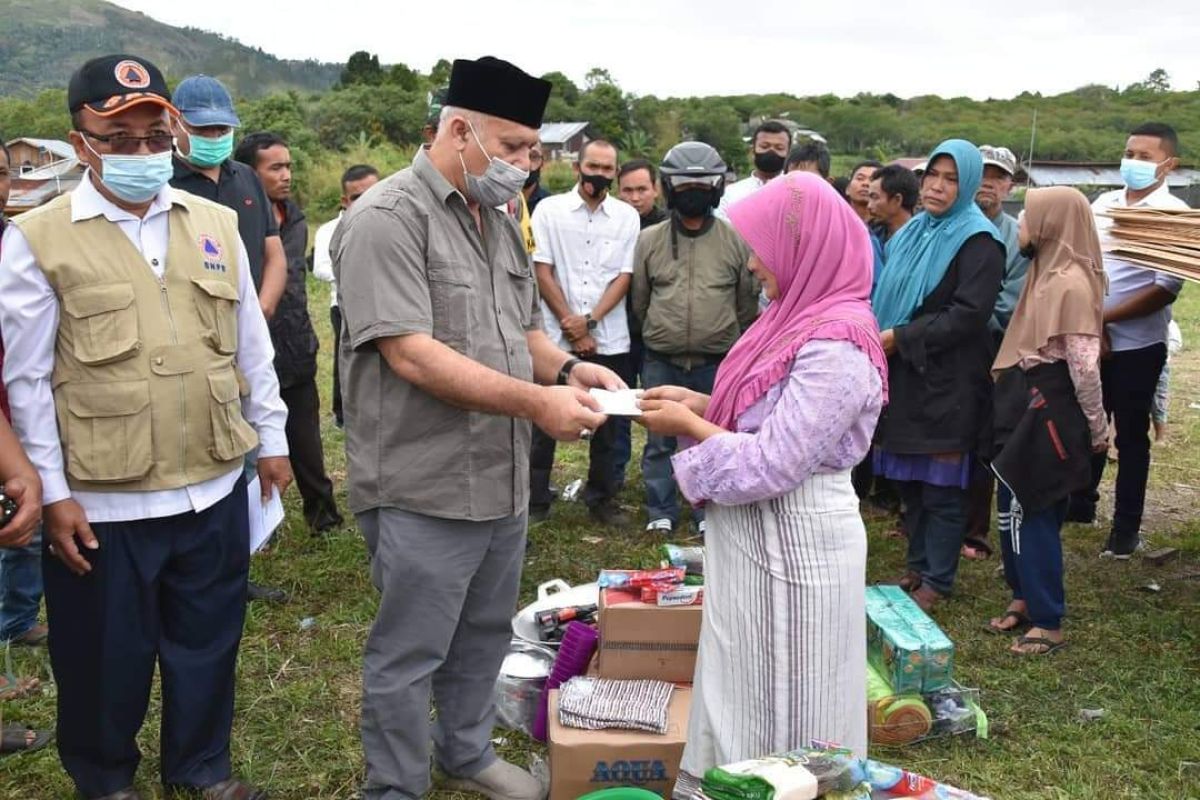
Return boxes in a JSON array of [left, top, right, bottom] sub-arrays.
[[986, 187, 1107, 655]]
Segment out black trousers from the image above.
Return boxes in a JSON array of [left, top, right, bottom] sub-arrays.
[[330, 305, 344, 426], [44, 477, 250, 798], [530, 352, 631, 510], [1075, 343, 1167, 539], [281, 377, 343, 529]]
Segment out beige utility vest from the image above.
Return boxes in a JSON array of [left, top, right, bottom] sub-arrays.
[[12, 190, 259, 493]]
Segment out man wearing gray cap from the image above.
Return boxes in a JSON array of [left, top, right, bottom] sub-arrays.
[[965, 144, 1031, 560], [333, 56, 623, 800]]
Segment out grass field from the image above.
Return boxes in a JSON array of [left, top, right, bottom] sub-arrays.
[[2, 275, 1198, 799]]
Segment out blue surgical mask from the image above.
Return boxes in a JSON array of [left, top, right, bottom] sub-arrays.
[[1120, 157, 1163, 191], [83, 137, 174, 204]]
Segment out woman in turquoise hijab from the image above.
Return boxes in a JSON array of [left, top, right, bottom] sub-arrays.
[[870, 139, 1005, 611]]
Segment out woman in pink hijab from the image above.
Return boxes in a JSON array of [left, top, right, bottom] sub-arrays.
[[639, 172, 888, 780]]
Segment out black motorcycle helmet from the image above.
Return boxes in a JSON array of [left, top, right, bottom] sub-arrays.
[[659, 141, 727, 211]]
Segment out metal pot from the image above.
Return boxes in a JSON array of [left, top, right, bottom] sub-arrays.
[[494, 638, 556, 735], [511, 579, 600, 647]]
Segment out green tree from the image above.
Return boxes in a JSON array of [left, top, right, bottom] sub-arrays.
[[429, 59, 453, 89], [311, 84, 425, 149], [579, 82, 631, 142], [387, 62, 422, 92], [341, 51, 384, 87], [682, 104, 746, 172], [541, 71, 581, 106]]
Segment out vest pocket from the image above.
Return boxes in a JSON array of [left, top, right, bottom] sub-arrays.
[[208, 367, 259, 462], [61, 283, 140, 365], [192, 278, 240, 355], [64, 380, 152, 482]]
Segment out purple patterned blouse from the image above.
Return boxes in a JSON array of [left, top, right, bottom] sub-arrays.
[[672, 339, 884, 506]]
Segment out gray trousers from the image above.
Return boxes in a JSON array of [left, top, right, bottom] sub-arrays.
[[358, 507, 527, 800]]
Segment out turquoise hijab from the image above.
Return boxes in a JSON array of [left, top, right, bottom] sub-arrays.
[[871, 139, 1001, 329]]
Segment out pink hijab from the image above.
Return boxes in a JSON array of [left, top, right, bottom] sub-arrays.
[[706, 172, 888, 430]]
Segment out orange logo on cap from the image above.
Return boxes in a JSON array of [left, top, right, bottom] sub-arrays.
[[114, 60, 151, 89]]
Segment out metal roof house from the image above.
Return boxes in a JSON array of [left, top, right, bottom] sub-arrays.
[[538, 122, 590, 160], [5, 156, 85, 216], [7, 138, 76, 174]]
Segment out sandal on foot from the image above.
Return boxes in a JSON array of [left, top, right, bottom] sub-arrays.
[[1010, 634, 1068, 656], [0, 724, 52, 756], [984, 609, 1031, 635], [961, 538, 993, 560], [0, 674, 40, 701]]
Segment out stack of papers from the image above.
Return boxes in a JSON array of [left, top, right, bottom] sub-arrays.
[[247, 475, 286, 554], [1105, 207, 1200, 283]]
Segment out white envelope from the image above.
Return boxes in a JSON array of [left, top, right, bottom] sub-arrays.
[[589, 388, 642, 417]]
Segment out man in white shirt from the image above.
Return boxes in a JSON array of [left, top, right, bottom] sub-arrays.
[[1069, 122, 1189, 560], [714, 120, 791, 219], [313, 163, 380, 429], [0, 55, 290, 800], [530, 139, 640, 525]]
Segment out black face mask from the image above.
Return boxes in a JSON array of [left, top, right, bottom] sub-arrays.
[[754, 151, 786, 176], [1019, 242, 1037, 259], [523, 169, 541, 189], [580, 172, 612, 197], [672, 189, 714, 219]]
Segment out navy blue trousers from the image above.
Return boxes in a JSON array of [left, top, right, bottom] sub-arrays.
[[997, 484, 1068, 631], [43, 477, 250, 798]]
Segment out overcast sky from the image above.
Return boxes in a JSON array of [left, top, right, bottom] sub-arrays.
[[112, 0, 1199, 100]]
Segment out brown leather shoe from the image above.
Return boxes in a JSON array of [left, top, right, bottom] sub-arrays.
[[167, 779, 267, 800]]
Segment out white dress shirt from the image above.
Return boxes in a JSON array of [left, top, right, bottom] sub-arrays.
[[714, 174, 769, 220], [531, 188, 640, 355], [1092, 182, 1189, 352], [313, 212, 341, 308], [0, 175, 289, 523]]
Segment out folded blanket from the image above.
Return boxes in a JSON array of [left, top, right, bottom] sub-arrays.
[[558, 677, 674, 733]]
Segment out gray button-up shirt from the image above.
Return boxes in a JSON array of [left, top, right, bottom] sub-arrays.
[[332, 150, 542, 521]]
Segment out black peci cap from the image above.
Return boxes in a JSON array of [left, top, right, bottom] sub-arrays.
[[68, 54, 175, 118], [445, 57, 551, 130]]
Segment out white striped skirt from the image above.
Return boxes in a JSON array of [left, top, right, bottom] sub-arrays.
[[680, 469, 868, 778]]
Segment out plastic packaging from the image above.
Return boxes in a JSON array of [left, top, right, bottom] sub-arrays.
[[597, 567, 685, 590]]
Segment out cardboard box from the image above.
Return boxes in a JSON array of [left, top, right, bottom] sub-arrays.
[[598, 589, 702, 682], [548, 687, 691, 800]]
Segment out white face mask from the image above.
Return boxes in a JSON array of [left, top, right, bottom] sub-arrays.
[[458, 121, 529, 207]]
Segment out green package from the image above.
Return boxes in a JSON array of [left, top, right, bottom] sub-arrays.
[[866, 586, 955, 694]]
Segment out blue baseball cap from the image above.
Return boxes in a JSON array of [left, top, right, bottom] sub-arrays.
[[172, 74, 240, 128]]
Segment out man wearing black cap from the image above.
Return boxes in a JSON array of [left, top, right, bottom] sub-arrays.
[[169, 74, 287, 323], [0, 54, 290, 800], [333, 56, 623, 800]]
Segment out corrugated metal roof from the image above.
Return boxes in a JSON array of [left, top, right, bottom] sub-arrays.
[[6, 175, 81, 213], [7, 138, 75, 161], [538, 122, 589, 144], [1027, 164, 1200, 188], [17, 157, 83, 179]]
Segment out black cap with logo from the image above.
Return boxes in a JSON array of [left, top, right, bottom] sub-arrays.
[[68, 54, 176, 118]]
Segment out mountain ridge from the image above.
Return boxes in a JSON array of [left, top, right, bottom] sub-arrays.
[[0, 0, 342, 97]]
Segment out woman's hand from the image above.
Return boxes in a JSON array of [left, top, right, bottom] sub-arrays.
[[640, 385, 709, 417], [637, 398, 703, 438]]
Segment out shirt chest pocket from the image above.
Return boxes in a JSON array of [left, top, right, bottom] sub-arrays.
[[191, 278, 240, 355], [61, 283, 141, 366], [427, 260, 472, 352], [596, 238, 622, 282], [504, 257, 536, 329]]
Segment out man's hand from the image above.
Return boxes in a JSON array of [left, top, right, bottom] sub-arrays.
[[641, 385, 709, 417], [573, 334, 598, 357], [257, 456, 293, 501], [561, 314, 589, 343], [0, 475, 42, 548], [44, 498, 98, 576], [568, 362, 628, 392], [533, 386, 608, 441], [880, 329, 897, 357]]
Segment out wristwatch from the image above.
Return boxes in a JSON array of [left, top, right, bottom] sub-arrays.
[[557, 357, 582, 386], [585, 313, 598, 331]]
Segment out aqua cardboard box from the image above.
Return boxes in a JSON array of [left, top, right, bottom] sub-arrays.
[[548, 686, 691, 800]]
